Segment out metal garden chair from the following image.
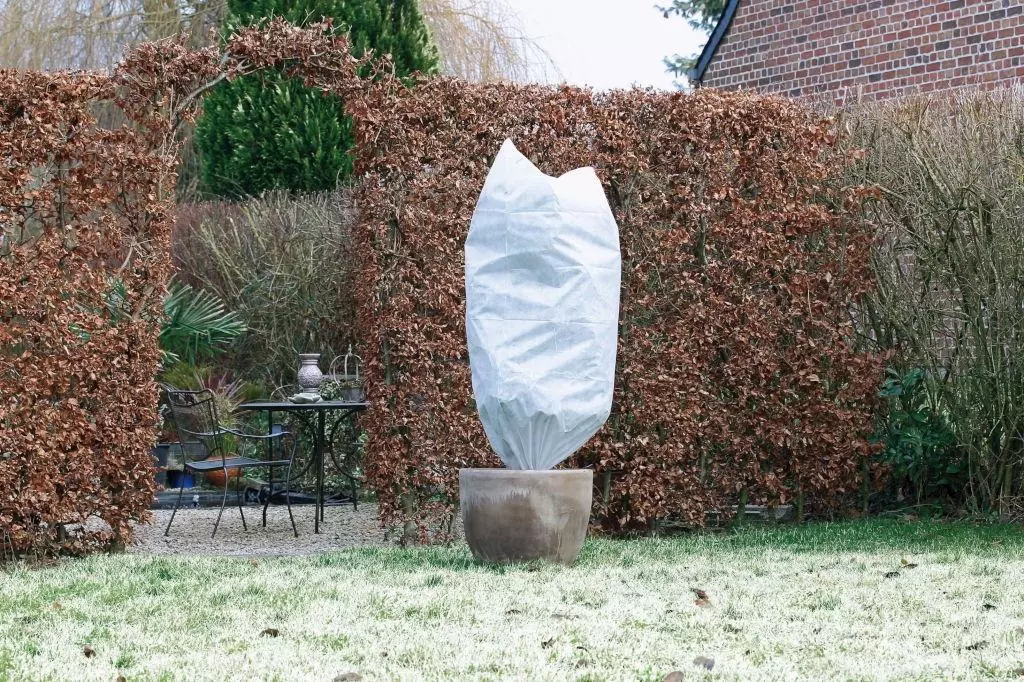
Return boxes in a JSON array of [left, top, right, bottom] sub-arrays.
[[161, 386, 298, 538]]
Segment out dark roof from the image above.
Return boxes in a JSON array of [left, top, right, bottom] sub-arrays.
[[687, 0, 742, 84]]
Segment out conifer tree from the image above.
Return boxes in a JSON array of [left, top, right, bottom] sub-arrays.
[[196, 0, 438, 197]]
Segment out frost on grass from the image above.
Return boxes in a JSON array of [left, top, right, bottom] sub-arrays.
[[1, 521, 1023, 681]]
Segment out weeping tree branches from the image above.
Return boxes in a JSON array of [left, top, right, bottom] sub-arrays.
[[419, 0, 555, 82], [0, 0, 552, 82], [0, 0, 225, 70]]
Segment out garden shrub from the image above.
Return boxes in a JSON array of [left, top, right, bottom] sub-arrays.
[[160, 281, 247, 366], [875, 367, 959, 507], [172, 190, 358, 389], [0, 20, 361, 555], [348, 80, 883, 537], [0, 69, 169, 554], [849, 87, 1024, 515]]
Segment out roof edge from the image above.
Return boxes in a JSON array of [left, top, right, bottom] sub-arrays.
[[687, 0, 742, 85]]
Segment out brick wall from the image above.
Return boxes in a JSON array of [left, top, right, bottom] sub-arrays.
[[700, 0, 1024, 101]]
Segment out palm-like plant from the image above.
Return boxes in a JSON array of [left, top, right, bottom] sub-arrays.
[[160, 281, 246, 365]]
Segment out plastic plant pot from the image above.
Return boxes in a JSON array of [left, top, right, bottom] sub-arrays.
[[460, 469, 593, 565]]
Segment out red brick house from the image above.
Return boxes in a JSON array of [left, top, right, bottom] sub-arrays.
[[689, 0, 1024, 101]]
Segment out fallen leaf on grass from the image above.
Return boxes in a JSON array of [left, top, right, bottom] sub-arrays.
[[83, 645, 95, 658], [966, 641, 988, 651], [983, 603, 996, 610], [693, 655, 715, 671], [541, 637, 555, 649], [692, 587, 711, 607], [116, 676, 127, 682], [662, 672, 685, 682], [249, 559, 259, 567], [900, 559, 918, 568], [260, 628, 280, 638], [52, 602, 62, 611], [883, 570, 900, 578]]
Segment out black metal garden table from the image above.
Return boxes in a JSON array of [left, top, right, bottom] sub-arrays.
[[238, 400, 368, 533]]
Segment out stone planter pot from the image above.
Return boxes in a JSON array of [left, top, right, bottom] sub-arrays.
[[459, 468, 593, 565], [297, 353, 324, 394], [340, 386, 365, 403]]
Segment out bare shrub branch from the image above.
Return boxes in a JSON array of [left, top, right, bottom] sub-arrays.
[[848, 86, 1024, 514]]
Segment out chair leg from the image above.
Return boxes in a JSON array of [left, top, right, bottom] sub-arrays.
[[263, 463, 273, 528], [213, 474, 229, 538], [285, 459, 298, 538], [261, 483, 272, 529], [164, 472, 187, 536], [236, 475, 248, 531]]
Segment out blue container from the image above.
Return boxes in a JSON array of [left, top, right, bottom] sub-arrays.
[[166, 470, 194, 489]]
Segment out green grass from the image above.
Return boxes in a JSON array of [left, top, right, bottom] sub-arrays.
[[2, 519, 1024, 681]]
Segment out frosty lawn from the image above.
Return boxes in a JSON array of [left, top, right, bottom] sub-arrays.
[[2, 520, 1023, 681]]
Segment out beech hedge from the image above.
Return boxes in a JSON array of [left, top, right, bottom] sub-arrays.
[[348, 79, 883, 537]]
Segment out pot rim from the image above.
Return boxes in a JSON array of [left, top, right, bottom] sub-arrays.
[[459, 467, 592, 476]]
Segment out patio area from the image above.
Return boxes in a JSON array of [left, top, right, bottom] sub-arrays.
[[130, 504, 396, 557]]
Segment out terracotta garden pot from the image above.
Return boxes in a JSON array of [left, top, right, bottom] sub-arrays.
[[205, 463, 242, 488], [459, 468, 593, 565]]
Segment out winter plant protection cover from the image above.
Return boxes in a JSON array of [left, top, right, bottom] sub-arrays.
[[465, 140, 621, 470]]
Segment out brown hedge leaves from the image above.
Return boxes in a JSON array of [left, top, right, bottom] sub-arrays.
[[0, 21, 359, 555], [350, 79, 882, 536], [0, 67, 169, 554]]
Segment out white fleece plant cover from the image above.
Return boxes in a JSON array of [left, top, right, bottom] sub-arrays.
[[465, 140, 621, 470]]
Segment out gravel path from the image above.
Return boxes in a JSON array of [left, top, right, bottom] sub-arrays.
[[131, 503, 395, 557]]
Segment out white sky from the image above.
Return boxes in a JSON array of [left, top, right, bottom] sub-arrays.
[[510, 0, 708, 90]]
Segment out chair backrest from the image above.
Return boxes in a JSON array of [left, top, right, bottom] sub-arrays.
[[161, 386, 226, 464]]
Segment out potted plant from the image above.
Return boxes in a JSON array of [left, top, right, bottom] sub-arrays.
[[319, 377, 364, 403], [460, 140, 621, 565], [154, 378, 195, 490], [193, 371, 248, 488], [322, 346, 365, 402]]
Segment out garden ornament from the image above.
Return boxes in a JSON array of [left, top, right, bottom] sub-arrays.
[[296, 353, 324, 394]]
